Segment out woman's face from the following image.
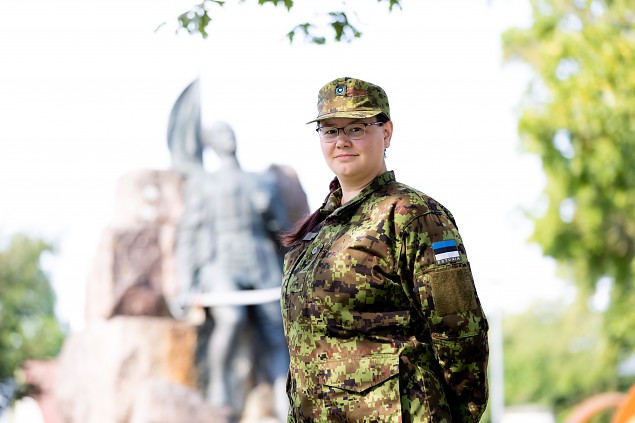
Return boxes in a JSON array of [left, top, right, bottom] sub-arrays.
[[318, 117, 392, 186]]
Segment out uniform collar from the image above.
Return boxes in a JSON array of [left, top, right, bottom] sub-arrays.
[[320, 171, 395, 218]]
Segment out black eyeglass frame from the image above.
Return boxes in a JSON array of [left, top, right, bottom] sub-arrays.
[[316, 121, 384, 142]]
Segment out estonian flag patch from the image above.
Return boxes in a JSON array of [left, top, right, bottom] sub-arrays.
[[432, 239, 461, 264]]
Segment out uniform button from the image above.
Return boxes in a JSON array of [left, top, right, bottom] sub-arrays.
[[311, 247, 318, 255]]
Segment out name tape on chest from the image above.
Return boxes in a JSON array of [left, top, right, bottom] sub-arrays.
[[432, 239, 461, 264]]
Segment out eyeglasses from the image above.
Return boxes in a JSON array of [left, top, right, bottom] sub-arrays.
[[316, 122, 384, 142]]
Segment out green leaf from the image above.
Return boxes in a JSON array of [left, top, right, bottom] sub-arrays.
[[503, 0, 635, 368], [378, 0, 402, 12], [172, 0, 402, 44], [0, 233, 66, 381], [258, 0, 293, 9]]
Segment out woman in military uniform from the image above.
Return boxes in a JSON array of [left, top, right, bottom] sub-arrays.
[[280, 77, 489, 422]]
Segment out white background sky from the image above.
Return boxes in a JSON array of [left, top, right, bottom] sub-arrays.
[[0, 0, 572, 331]]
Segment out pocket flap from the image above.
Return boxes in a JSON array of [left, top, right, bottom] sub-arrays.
[[318, 354, 400, 393]]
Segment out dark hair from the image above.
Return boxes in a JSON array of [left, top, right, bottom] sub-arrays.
[[375, 113, 391, 124], [280, 176, 340, 247], [280, 113, 391, 247]]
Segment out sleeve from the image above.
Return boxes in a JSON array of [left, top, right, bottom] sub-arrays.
[[402, 209, 489, 423]]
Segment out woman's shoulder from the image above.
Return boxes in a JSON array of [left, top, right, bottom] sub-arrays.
[[377, 180, 451, 217], [374, 182, 458, 237]]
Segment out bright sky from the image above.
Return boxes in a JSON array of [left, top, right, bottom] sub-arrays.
[[0, 0, 572, 331]]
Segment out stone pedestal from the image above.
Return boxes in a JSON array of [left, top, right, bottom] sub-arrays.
[[54, 316, 219, 423], [49, 165, 308, 422], [84, 169, 184, 320]]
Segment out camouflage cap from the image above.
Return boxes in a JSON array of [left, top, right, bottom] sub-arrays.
[[307, 77, 390, 124]]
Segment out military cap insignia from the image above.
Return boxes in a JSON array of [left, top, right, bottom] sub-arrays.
[[432, 239, 461, 264], [335, 85, 346, 95]]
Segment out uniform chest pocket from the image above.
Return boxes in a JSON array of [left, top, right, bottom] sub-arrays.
[[317, 354, 402, 421]]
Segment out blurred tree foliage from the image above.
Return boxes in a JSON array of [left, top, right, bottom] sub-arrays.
[[168, 0, 402, 42], [502, 1, 635, 360], [502, 301, 629, 422], [0, 234, 66, 381]]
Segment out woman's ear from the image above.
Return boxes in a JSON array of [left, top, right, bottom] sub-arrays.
[[383, 120, 393, 149]]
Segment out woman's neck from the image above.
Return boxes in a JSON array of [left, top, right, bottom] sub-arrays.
[[338, 163, 387, 204], [340, 187, 361, 205], [338, 174, 381, 204]]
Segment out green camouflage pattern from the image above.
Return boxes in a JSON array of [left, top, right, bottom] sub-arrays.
[[307, 77, 391, 124], [281, 171, 489, 422]]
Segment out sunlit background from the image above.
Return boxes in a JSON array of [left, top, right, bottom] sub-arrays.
[[1, 0, 567, 330], [4, 0, 633, 422]]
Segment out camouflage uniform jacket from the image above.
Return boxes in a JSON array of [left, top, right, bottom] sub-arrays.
[[281, 171, 489, 423]]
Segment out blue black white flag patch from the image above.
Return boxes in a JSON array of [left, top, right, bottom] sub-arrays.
[[432, 240, 461, 264]]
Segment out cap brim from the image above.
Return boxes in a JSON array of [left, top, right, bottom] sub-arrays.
[[306, 110, 382, 124]]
